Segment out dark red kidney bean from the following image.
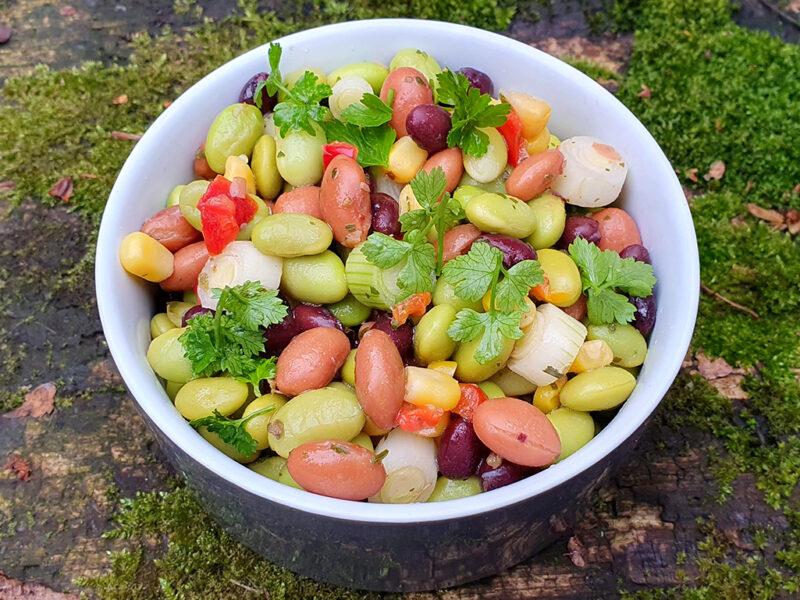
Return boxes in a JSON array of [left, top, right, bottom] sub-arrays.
[[406, 104, 451, 154], [475, 234, 537, 268], [181, 305, 214, 327], [620, 244, 652, 264], [293, 304, 344, 333], [630, 294, 656, 336], [371, 313, 413, 356], [262, 309, 299, 356], [437, 416, 485, 479], [477, 457, 531, 492], [239, 72, 277, 114], [559, 216, 601, 249], [370, 193, 401, 238], [458, 67, 494, 97], [365, 169, 376, 194]]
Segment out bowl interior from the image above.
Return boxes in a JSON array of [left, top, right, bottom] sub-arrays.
[[96, 19, 698, 523]]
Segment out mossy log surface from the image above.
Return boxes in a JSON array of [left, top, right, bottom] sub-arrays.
[[1, 1, 800, 598]]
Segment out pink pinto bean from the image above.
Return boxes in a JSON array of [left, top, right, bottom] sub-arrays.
[[273, 186, 323, 220], [319, 156, 371, 248], [287, 440, 386, 500], [159, 241, 209, 291], [473, 397, 561, 467], [589, 207, 642, 253], [421, 147, 463, 193], [275, 327, 351, 396], [354, 329, 405, 430], [141, 206, 202, 252], [380, 67, 434, 138], [438, 224, 481, 265], [505, 149, 564, 201]]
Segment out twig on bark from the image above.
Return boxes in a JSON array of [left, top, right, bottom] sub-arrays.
[[700, 283, 759, 319]]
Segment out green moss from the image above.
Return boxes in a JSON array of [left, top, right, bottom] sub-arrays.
[[77, 487, 384, 600], [4, 0, 800, 596]]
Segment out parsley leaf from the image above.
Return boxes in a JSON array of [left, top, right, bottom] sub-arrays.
[[324, 120, 395, 168], [234, 356, 277, 396], [568, 238, 657, 325], [448, 310, 525, 364], [340, 93, 393, 127], [442, 241, 501, 302], [189, 406, 275, 456], [436, 70, 510, 157], [361, 230, 436, 300], [495, 259, 544, 312], [444, 241, 543, 364], [258, 42, 332, 137], [403, 167, 465, 274], [179, 283, 288, 382]]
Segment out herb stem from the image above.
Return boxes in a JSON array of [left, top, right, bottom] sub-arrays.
[[488, 254, 501, 317], [213, 288, 228, 348]]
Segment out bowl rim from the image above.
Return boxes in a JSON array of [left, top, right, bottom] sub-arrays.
[[96, 17, 699, 524]]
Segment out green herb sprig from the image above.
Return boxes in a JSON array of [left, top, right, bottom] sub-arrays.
[[179, 281, 287, 393], [254, 43, 332, 137], [189, 406, 275, 456], [361, 168, 464, 300], [568, 238, 656, 325], [444, 242, 544, 364], [324, 93, 396, 167], [436, 70, 510, 157]]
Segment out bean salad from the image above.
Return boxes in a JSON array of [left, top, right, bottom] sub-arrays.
[[119, 45, 657, 503]]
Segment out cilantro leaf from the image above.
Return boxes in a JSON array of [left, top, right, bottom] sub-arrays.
[[399, 209, 429, 233], [219, 281, 287, 330], [494, 259, 544, 313], [436, 70, 510, 157], [397, 231, 436, 297], [362, 232, 411, 267], [361, 230, 435, 301], [586, 288, 637, 325], [409, 166, 447, 210], [179, 282, 288, 381], [340, 93, 393, 127], [447, 309, 524, 364], [568, 238, 656, 325], [445, 241, 544, 364], [261, 43, 332, 137], [234, 357, 277, 396], [324, 120, 395, 168], [189, 406, 275, 456], [442, 241, 502, 302]]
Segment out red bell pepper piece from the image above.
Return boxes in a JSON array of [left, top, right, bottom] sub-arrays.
[[497, 109, 529, 167], [196, 175, 258, 255], [323, 142, 359, 170], [197, 194, 239, 255], [452, 383, 488, 422], [391, 292, 431, 327], [227, 176, 257, 226], [396, 402, 446, 435]]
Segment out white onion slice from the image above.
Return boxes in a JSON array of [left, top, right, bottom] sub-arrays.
[[197, 241, 282, 309], [369, 429, 438, 504], [370, 166, 404, 201], [550, 136, 628, 208], [329, 77, 373, 121]]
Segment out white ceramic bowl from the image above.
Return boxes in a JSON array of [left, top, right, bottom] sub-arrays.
[[96, 19, 698, 591]]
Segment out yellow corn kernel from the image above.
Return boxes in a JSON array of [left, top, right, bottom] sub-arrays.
[[120, 232, 174, 282], [501, 91, 551, 139], [533, 376, 566, 414], [570, 339, 614, 374], [404, 366, 461, 410], [481, 291, 537, 328], [526, 126, 550, 156], [150, 313, 176, 339], [427, 360, 457, 377], [224, 155, 257, 195], [387, 136, 428, 184]]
